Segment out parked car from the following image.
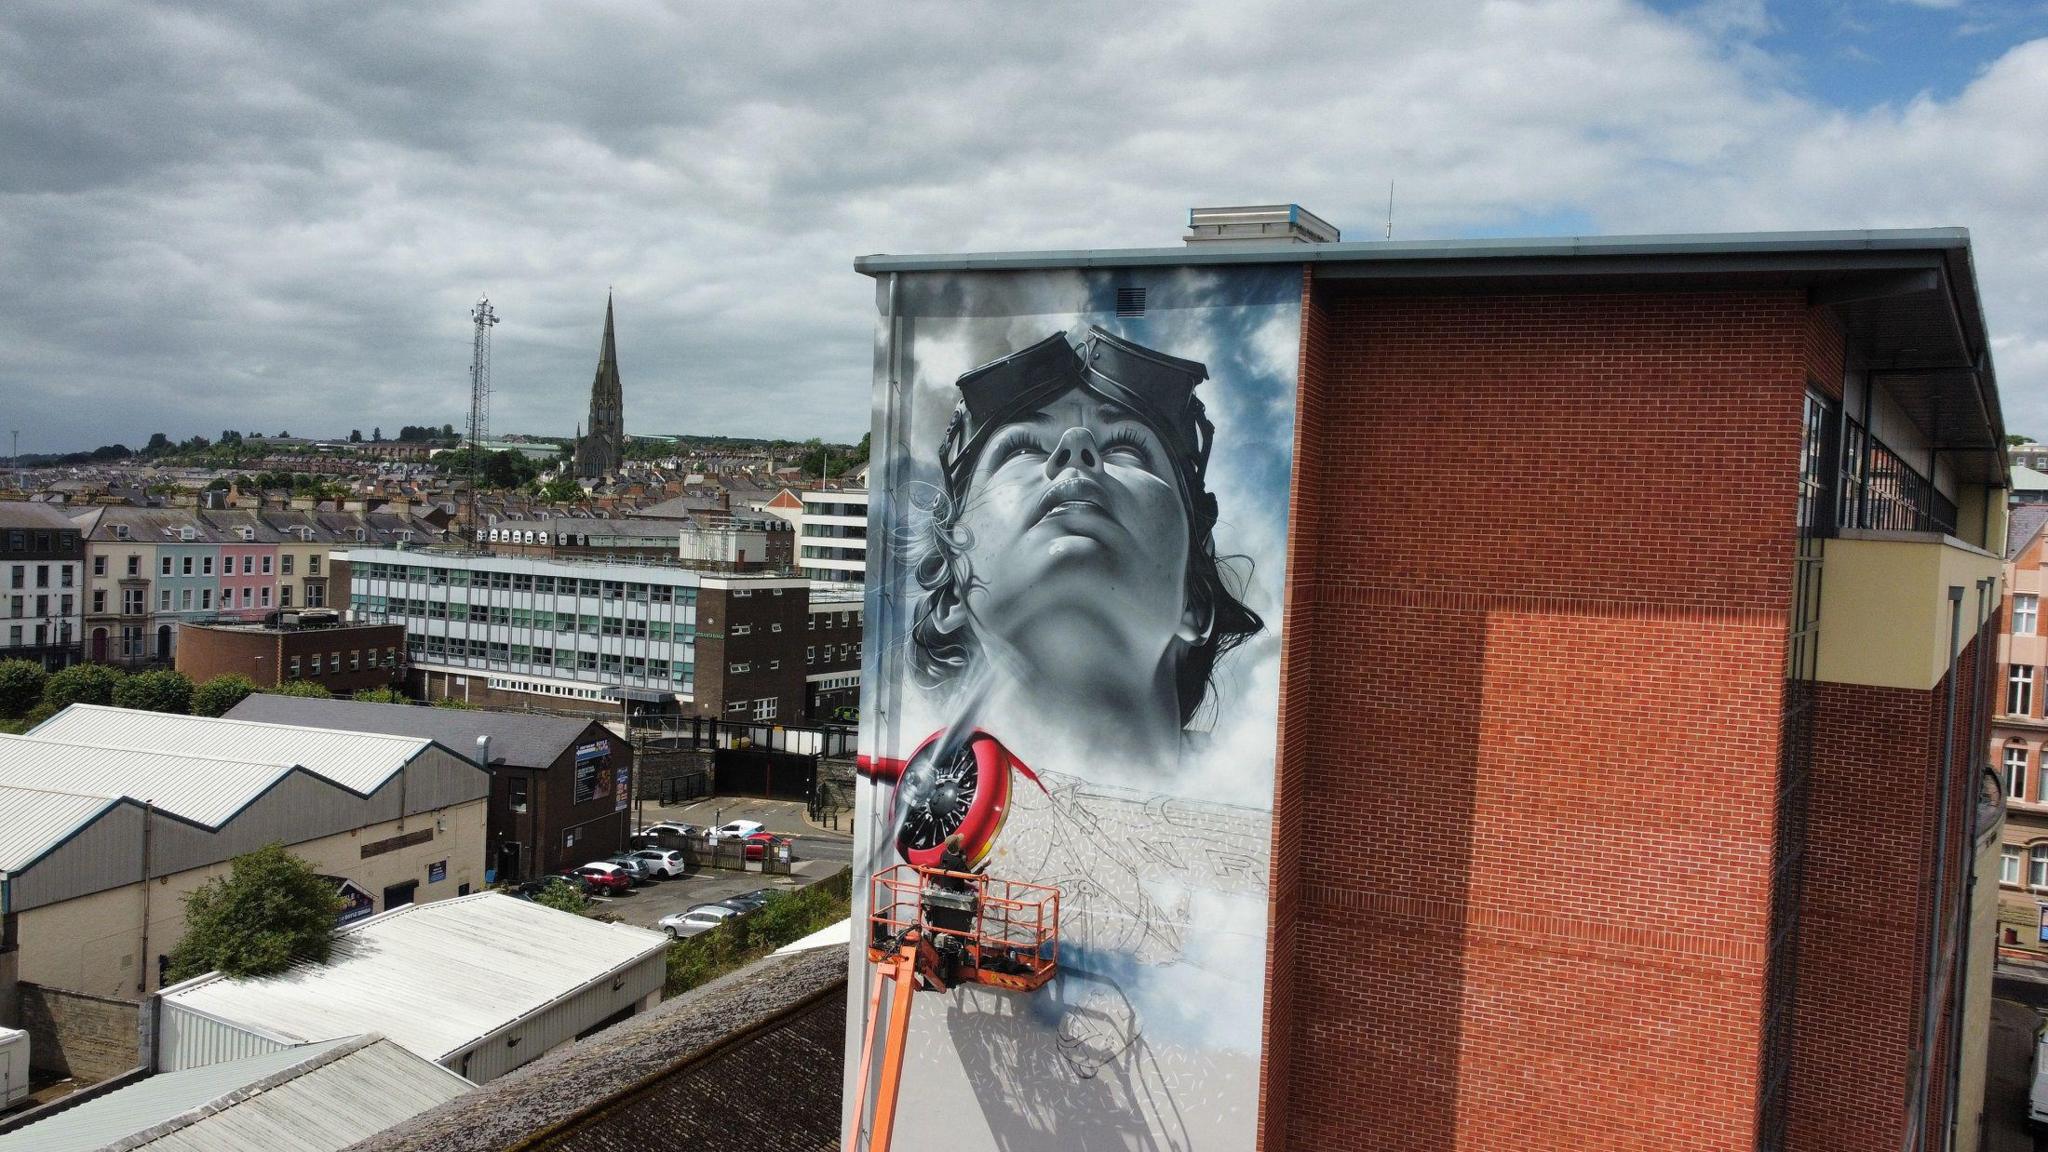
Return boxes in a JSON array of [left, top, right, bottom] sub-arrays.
[[743, 831, 790, 862], [707, 820, 765, 843], [605, 854, 658, 885], [720, 888, 775, 912], [658, 903, 739, 940], [642, 821, 703, 839], [561, 862, 632, 895], [629, 848, 688, 878]]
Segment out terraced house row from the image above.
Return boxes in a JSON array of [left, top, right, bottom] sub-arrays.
[[73, 507, 434, 664]]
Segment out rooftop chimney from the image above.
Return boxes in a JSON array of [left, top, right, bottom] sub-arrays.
[[1184, 204, 1339, 246]]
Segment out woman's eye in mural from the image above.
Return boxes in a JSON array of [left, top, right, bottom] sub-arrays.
[[1100, 426, 1154, 469], [989, 426, 1049, 468]]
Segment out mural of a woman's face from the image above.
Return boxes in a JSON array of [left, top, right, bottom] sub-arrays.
[[949, 387, 1195, 678]]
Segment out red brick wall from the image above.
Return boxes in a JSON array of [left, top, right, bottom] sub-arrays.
[[1276, 289, 1812, 1150], [1791, 629, 1991, 1152]]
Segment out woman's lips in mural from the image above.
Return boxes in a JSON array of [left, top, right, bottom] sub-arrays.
[[1033, 475, 1115, 528]]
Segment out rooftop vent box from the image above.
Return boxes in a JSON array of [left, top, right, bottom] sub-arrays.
[[1184, 204, 1339, 246]]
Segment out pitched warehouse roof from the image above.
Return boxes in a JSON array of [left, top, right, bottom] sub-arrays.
[[29, 705, 456, 794], [159, 894, 668, 1065], [0, 785, 121, 872], [0, 1035, 470, 1152], [0, 736, 301, 827], [223, 695, 598, 770]]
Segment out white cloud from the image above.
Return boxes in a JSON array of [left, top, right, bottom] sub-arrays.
[[1, 0, 2044, 449]]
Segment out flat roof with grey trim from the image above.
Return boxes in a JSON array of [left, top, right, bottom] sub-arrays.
[[856, 226, 2005, 484]]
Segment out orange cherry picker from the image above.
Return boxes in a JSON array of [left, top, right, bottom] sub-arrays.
[[844, 854, 1061, 1152]]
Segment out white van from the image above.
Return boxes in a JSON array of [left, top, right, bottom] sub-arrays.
[[0, 1027, 27, 1108], [2031, 1021, 2048, 1129]]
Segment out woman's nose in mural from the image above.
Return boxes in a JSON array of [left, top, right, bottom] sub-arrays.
[[1045, 425, 1100, 478]]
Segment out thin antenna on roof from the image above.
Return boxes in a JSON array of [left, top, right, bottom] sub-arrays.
[[1386, 180, 1395, 242]]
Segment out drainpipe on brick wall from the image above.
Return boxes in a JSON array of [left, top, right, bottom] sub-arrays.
[[1942, 577, 1998, 1151], [1907, 586, 1966, 1152], [135, 800, 154, 998]]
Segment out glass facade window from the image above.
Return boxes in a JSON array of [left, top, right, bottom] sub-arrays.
[[2012, 665, 2036, 716], [2009, 745, 2030, 800], [2032, 845, 2048, 889], [2018, 594, 2040, 636]]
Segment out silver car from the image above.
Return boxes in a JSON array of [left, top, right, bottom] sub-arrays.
[[629, 848, 687, 878], [657, 903, 738, 940]]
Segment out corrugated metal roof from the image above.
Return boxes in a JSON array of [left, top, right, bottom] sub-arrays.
[[30, 706, 436, 795], [0, 785, 120, 871], [161, 894, 668, 1064], [223, 696, 591, 771], [0, 1036, 469, 1152], [0, 736, 297, 828]]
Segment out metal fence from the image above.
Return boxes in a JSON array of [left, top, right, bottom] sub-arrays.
[[629, 829, 794, 876]]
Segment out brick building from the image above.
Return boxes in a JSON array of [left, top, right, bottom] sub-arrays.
[[852, 223, 2010, 1151], [1993, 505, 2048, 956], [175, 615, 405, 695]]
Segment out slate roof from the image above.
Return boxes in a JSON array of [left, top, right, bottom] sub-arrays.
[[2008, 503, 2048, 561], [224, 695, 599, 771]]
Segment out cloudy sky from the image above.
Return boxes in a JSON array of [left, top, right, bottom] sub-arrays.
[[4, 0, 2047, 453]]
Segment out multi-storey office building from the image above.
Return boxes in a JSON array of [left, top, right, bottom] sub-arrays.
[[176, 616, 406, 695], [797, 488, 867, 583], [347, 549, 843, 722], [805, 586, 863, 721], [0, 502, 85, 669], [851, 222, 2009, 1152], [77, 508, 423, 665]]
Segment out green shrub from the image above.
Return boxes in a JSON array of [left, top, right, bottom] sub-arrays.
[[350, 686, 408, 704], [190, 674, 259, 717], [42, 663, 126, 710], [530, 877, 589, 914], [164, 844, 344, 982], [0, 660, 48, 718], [662, 867, 851, 997], [112, 669, 194, 714], [267, 679, 333, 699], [432, 696, 477, 710]]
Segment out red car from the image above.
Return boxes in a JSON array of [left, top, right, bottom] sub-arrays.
[[743, 832, 790, 862], [559, 862, 632, 895]]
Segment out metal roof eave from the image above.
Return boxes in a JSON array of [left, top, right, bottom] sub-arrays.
[[852, 227, 1973, 275]]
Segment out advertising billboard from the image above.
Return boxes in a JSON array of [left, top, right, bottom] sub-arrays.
[[574, 740, 615, 805], [850, 266, 1300, 1150]]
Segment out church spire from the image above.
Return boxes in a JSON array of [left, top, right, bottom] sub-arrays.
[[573, 293, 625, 480]]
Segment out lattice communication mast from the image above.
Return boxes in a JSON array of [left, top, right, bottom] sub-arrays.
[[465, 295, 499, 545]]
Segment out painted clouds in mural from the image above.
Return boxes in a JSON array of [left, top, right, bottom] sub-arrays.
[[851, 265, 1299, 1151]]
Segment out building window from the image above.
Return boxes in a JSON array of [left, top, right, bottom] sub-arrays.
[[260, 586, 272, 608], [200, 589, 212, 610], [160, 556, 172, 576], [2032, 845, 2048, 889], [730, 662, 749, 674], [93, 555, 106, 577], [126, 554, 139, 576], [160, 590, 171, 611], [2009, 746, 2030, 800], [201, 556, 213, 576], [282, 555, 295, 575], [2013, 665, 2036, 716], [124, 589, 143, 614], [289, 656, 301, 677], [2019, 594, 2041, 636], [280, 585, 292, 607], [807, 646, 815, 663], [242, 555, 253, 574], [309, 555, 321, 575], [181, 556, 193, 576], [92, 590, 106, 613], [2006, 846, 2024, 887], [753, 697, 777, 720], [179, 589, 193, 610], [310, 654, 322, 674], [510, 776, 528, 813], [261, 555, 273, 574]]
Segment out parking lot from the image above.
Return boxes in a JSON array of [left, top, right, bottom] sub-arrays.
[[580, 796, 854, 933]]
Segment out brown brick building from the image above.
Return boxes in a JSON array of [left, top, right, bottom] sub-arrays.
[[854, 225, 2010, 1151], [176, 616, 405, 696]]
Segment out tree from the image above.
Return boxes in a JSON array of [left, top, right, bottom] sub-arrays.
[[350, 686, 408, 704], [164, 844, 344, 982], [191, 674, 259, 717], [2010, 434, 2034, 448], [372, 427, 383, 442], [0, 660, 48, 719], [348, 429, 363, 443], [43, 663, 126, 710], [433, 695, 477, 710], [529, 877, 588, 915], [113, 669, 194, 714], [143, 432, 172, 457], [535, 474, 583, 503], [268, 680, 334, 699]]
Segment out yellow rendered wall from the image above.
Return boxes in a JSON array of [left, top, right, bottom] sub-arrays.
[[1816, 536, 2005, 691], [1955, 826, 2001, 1152], [15, 797, 486, 1002]]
